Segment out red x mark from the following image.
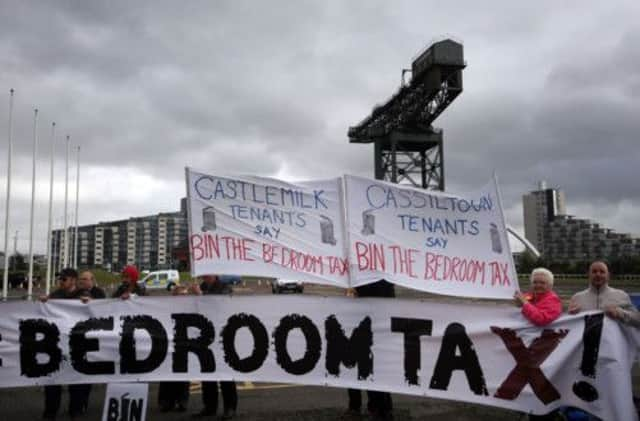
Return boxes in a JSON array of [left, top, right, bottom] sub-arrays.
[[491, 327, 568, 404]]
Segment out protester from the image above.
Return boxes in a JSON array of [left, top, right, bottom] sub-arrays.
[[158, 285, 191, 412], [76, 270, 106, 300], [39, 268, 87, 420], [512, 268, 563, 421], [569, 260, 640, 326], [344, 280, 395, 421], [192, 275, 237, 420], [72, 270, 106, 415], [513, 267, 562, 326], [112, 265, 146, 299]]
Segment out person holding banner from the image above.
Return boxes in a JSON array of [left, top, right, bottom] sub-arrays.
[[39, 268, 88, 420], [112, 265, 146, 299], [513, 268, 562, 327], [192, 275, 238, 420], [344, 280, 395, 421], [72, 270, 106, 416], [569, 261, 640, 327], [158, 285, 191, 413]]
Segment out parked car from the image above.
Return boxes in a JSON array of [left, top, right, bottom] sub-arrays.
[[219, 275, 242, 285], [272, 279, 303, 294], [138, 270, 180, 291]]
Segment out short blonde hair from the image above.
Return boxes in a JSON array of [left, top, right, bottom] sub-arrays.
[[530, 267, 554, 287]]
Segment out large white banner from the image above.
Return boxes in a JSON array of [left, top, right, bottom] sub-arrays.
[[345, 175, 518, 298], [186, 168, 349, 287], [0, 296, 637, 420]]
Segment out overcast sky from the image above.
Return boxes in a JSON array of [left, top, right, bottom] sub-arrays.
[[1, 1, 639, 254]]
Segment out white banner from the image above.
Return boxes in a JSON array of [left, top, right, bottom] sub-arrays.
[[0, 296, 637, 420], [186, 168, 349, 287], [102, 383, 148, 421], [345, 175, 518, 298]]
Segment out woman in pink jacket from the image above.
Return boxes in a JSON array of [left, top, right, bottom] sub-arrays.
[[514, 267, 562, 326]]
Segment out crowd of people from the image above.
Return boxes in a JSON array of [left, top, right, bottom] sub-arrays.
[[34, 260, 638, 421]]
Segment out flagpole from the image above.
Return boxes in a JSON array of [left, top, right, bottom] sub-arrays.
[[27, 109, 39, 300], [73, 145, 80, 268], [2, 89, 15, 301], [63, 135, 70, 268], [45, 122, 56, 295]]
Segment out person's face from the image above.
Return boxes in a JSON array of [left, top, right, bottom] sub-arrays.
[[77, 272, 94, 290], [589, 262, 609, 289], [59, 276, 75, 291], [531, 274, 550, 294]]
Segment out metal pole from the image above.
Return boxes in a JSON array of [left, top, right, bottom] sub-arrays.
[[73, 145, 80, 268], [2, 89, 15, 300], [63, 135, 70, 268], [27, 109, 38, 300], [45, 122, 56, 295]]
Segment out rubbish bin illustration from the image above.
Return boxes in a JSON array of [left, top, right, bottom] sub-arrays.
[[361, 210, 375, 236], [201, 207, 217, 232], [490, 222, 502, 254], [320, 215, 337, 245]]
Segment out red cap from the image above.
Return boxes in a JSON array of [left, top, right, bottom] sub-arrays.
[[121, 265, 139, 282]]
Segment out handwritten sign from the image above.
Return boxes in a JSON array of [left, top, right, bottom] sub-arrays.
[[186, 168, 349, 287], [345, 175, 518, 298]]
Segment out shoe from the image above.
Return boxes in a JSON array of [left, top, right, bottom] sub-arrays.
[[221, 409, 236, 419], [192, 409, 216, 418]]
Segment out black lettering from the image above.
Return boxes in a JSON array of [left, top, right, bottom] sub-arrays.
[[390, 317, 432, 385], [172, 313, 216, 373], [107, 398, 119, 421], [324, 315, 373, 380], [69, 317, 115, 375], [573, 314, 604, 402], [430, 323, 488, 395], [273, 314, 321, 375], [19, 319, 62, 377], [120, 315, 168, 374], [130, 398, 143, 421], [222, 313, 268, 373]]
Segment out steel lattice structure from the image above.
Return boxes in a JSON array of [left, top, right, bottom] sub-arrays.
[[349, 39, 465, 190]]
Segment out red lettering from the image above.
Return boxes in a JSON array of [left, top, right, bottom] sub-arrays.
[[190, 234, 204, 261]]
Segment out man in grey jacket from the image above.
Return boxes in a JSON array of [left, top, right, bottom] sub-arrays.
[[569, 261, 640, 327]]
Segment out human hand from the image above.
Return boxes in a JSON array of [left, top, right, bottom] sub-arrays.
[[189, 283, 203, 295], [39, 295, 48, 303], [80, 296, 91, 304], [513, 291, 526, 307], [568, 301, 581, 314], [605, 305, 623, 320]]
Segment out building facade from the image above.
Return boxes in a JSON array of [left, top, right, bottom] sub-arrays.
[[522, 181, 566, 254], [523, 183, 640, 263], [52, 200, 188, 272]]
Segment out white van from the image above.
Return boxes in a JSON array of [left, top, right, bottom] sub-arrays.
[[138, 270, 180, 290]]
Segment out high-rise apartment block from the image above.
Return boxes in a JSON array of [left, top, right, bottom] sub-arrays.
[[522, 181, 566, 254], [52, 199, 188, 272], [523, 182, 640, 263]]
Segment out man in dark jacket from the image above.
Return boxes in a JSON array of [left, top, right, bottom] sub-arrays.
[[345, 279, 395, 421], [40, 268, 88, 420], [77, 270, 106, 300], [192, 275, 237, 419], [71, 270, 107, 415]]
